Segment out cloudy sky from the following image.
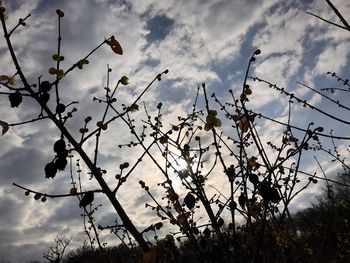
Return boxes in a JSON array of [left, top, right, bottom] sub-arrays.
[[0, 0, 349, 262]]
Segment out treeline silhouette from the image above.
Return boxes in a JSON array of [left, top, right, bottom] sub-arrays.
[[59, 174, 349, 263]]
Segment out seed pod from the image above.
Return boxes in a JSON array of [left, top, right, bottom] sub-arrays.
[[45, 162, 57, 179], [238, 193, 246, 209], [54, 139, 66, 153], [269, 187, 281, 203], [57, 148, 68, 159], [84, 116, 92, 123], [203, 227, 211, 238], [39, 81, 51, 92], [9, 91, 22, 107], [39, 92, 50, 104], [258, 181, 271, 202], [79, 191, 94, 208], [34, 193, 41, 200], [56, 9, 64, 17], [229, 200, 237, 210], [55, 157, 67, 171], [56, 103, 66, 114], [184, 192, 196, 210], [217, 217, 224, 227], [69, 187, 77, 195], [248, 173, 259, 186]]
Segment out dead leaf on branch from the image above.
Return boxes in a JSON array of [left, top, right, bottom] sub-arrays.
[[204, 110, 222, 131], [127, 104, 139, 112], [0, 120, 9, 135], [0, 75, 16, 85], [106, 36, 123, 55], [0, 75, 9, 81], [239, 115, 249, 133], [238, 114, 257, 133]]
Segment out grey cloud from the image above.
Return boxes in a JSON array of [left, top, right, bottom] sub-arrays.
[[146, 15, 174, 43], [1, 0, 350, 262], [0, 146, 46, 185]]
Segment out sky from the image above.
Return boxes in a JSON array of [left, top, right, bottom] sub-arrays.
[[0, 0, 349, 262]]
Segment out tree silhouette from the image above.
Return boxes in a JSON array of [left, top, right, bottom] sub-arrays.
[[0, 1, 349, 262], [43, 236, 71, 263]]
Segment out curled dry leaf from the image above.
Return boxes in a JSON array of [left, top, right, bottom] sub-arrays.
[[106, 36, 123, 55], [0, 75, 9, 81], [0, 120, 9, 135], [239, 115, 249, 133]]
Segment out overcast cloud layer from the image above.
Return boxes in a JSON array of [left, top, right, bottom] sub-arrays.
[[0, 0, 349, 262]]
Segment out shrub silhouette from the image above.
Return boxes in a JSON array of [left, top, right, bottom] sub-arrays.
[[0, 1, 349, 262]]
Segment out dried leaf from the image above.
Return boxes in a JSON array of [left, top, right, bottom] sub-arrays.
[[106, 36, 123, 55], [0, 120, 9, 135], [204, 109, 221, 131], [286, 148, 295, 156], [238, 115, 249, 133], [0, 75, 9, 81], [128, 104, 139, 112]]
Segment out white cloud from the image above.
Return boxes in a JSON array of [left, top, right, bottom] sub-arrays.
[[312, 40, 350, 76], [0, 0, 350, 261]]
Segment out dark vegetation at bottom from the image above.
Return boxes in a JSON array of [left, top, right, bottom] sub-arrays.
[[62, 175, 350, 263]]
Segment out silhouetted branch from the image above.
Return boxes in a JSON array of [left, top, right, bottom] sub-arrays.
[[297, 81, 350, 111], [325, 0, 350, 31], [13, 182, 103, 199], [306, 11, 348, 31]]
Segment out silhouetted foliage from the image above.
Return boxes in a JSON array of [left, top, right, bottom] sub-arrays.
[[292, 174, 350, 262], [0, 1, 349, 263]]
